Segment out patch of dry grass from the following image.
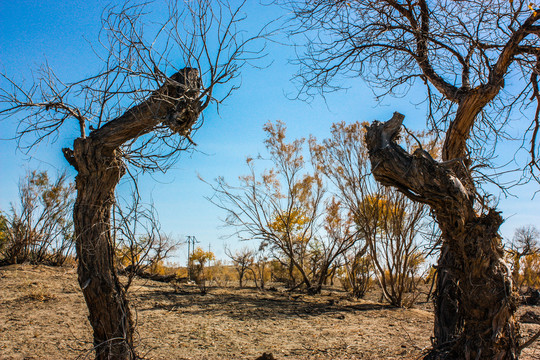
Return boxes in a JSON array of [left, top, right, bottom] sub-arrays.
[[0, 264, 538, 360]]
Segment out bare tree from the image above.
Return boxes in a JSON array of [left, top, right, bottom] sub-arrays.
[[113, 191, 179, 291], [225, 246, 255, 287], [0, 214, 8, 254], [311, 197, 362, 293], [371, 190, 427, 307], [208, 121, 359, 294], [285, 1, 540, 358], [0, 1, 267, 358], [508, 225, 540, 287], [209, 121, 324, 292], [250, 243, 271, 289]]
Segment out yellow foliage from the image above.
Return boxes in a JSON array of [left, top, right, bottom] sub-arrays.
[[408, 251, 426, 276], [189, 247, 215, 266], [520, 252, 540, 288], [206, 261, 237, 285], [0, 213, 7, 250], [269, 208, 310, 234], [149, 261, 167, 275], [115, 245, 142, 268], [176, 266, 188, 278]]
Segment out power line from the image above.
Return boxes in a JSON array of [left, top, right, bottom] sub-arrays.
[[185, 235, 199, 280]]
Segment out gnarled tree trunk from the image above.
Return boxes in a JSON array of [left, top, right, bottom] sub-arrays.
[[63, 69, 201, 360], [366, 113, 519, 359], [71, 138, 133, 359], [432, 244, 461, 349]]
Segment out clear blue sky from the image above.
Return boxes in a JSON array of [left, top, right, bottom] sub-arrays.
[[1, 1, 538, 263]]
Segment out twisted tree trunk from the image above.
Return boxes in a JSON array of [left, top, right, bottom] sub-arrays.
[[71, 138, 133, 359], [366, 113, 519, 359], [63, 68, 201, 359]]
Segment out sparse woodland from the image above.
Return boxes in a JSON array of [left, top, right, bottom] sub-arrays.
[[1, 1, 540, 360]]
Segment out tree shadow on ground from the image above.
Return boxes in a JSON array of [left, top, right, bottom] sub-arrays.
[[131, 283, 393, 321]]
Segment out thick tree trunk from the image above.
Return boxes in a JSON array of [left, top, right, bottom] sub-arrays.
[[427, 209, 519, 359], [72, 138, 134, 359], [62, 68, 201, 360], [366, 113, 520, 359], [432, 244, 462, 348]]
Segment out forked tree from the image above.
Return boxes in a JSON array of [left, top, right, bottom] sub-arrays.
[[225, 246, 255, 287], [287, 1, 540, 359], [0, 1, 266, 359]]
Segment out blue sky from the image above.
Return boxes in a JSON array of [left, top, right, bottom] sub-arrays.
[[1, 1, 538, 263]]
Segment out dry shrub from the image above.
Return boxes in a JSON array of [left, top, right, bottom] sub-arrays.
[[521, 253, 540, 289], [26, 289, 56, 302], [23, 280, 56, 302], [338, 255, 373, 299], [1, 171, 74, 266], [207, 261, 236, 287], [175, 266, 188, 278]]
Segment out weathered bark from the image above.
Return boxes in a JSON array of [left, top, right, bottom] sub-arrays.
[[366, 113, 520, 359], [432, 244, 462, 348], [63, 68, 201, 360], [71, 138, 133, 359]]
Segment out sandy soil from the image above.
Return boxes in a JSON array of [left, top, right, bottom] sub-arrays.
[[0, 264, 538, 360]]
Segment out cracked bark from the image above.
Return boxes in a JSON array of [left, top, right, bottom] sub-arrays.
[[63, 68, 201, 360], [366, 113, 519, 360]]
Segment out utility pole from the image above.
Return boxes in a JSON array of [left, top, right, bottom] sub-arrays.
[[185, 235, 199, 280], [208, 243, 212, 268]]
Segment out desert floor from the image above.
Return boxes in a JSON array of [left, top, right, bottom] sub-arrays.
[[0, 264, 539, 360]]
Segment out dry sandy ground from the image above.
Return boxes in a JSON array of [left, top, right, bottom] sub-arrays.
[[0, 264, 538, 360]]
